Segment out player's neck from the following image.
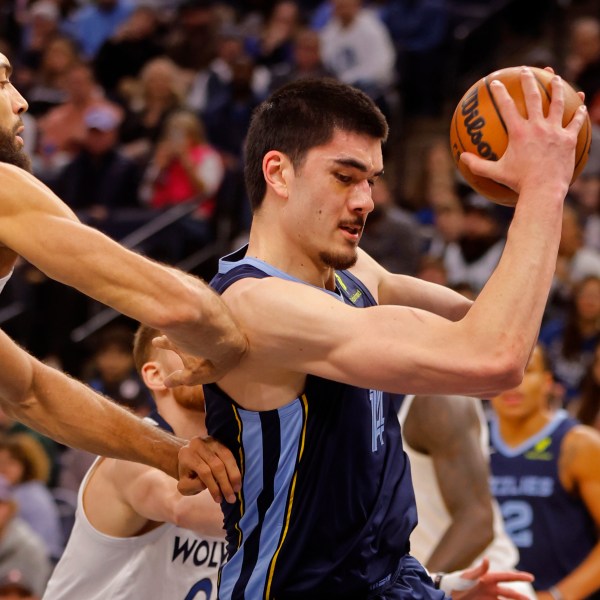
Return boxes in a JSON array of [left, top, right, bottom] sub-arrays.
[[247, 223, 335, 289], [160, 405, 206, 440], [498, 410, 553, 447]]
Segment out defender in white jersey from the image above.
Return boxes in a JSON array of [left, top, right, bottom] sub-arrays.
[[398, 394, 535, 598], [43, 324, 229, 600]]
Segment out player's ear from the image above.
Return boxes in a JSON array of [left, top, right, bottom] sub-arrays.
[[263, 150, 291, 199], [140, 361, 165, 391]]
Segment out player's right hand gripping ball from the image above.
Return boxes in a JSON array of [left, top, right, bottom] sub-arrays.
[[450, 65, 592, 207]]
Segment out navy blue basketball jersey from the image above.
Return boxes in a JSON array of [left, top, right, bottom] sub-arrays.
[[489, 410, 597, 591], [204, 247, 419, 600]]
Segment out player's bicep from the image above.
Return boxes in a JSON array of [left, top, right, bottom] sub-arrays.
[[224, 277, 501, 396]]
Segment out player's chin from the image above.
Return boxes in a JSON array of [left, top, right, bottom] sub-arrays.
[[320, 247, 358, 270]]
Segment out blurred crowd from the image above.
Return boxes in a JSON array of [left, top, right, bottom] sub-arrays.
[[0, 0, 599, 596]]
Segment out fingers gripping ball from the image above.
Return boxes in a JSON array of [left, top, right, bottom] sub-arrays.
[[449, 66, 592, 206]]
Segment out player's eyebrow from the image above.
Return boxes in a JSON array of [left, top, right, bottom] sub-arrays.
[[0, 62, 12, 79], [332, 157, 384, 177]]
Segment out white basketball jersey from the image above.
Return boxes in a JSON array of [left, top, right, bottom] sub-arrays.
[[43, 458, 225, 600], [398, 395, 519, 571]]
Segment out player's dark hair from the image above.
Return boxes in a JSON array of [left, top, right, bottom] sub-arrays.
[[244, 78, 388, 211]]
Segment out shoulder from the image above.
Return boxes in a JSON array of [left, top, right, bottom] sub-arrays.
[[560, 424, 600, 485], [348, 248, 386, 295], [0, 162, 28, 183], [562, 423, 600, 454]]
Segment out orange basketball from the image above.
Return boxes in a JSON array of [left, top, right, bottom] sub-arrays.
[[449, 66, 592, 206]]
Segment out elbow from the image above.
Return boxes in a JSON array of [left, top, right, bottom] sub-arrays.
[[170, 501, 187, 529], [471, 348, 525, 397]]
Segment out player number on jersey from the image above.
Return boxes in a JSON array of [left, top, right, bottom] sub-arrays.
[[184, 577, 212, 600], [500, 500, 533, 548]]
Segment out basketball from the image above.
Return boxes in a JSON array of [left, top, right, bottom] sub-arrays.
[[449, 66, 592, 206]]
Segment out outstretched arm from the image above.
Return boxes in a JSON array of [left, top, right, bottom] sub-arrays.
[[110, 458, 227, 537], [0, 164, 247, 379], [405, 395, 494, 572], [0, 329, 182, 478]]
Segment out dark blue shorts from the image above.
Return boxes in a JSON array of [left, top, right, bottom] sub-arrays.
[[368, 555, 449, 600]]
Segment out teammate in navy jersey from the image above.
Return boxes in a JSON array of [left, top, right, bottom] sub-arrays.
[[172, 72, 585, 599], [490, 344, 600, 599]]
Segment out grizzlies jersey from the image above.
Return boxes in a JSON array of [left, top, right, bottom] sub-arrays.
[[489, 410, 597, 591], [43, 414, 225, 600], [205, 247, 418, 600]]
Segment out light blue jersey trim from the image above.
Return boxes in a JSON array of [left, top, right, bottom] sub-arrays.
[[218, 414, 264, 600], [245, 401, 305, 599], [218, 398, 306, 600], [218, 245, 343, 302], [491, 409, 570, 457]]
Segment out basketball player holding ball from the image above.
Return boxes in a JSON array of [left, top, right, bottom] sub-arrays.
[[171, 69, 587, 598]]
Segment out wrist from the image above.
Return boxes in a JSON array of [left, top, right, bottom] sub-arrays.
[[433, 572, 445, 590], [548, 585, 565, 600]]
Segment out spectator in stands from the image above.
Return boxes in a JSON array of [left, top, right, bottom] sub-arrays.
[[62, 0, 133, 60], [17, 1, 61, 77], [202, 54, 262, 239], [20, 36, 78, 118], [268, 27, 333, 92], [245, 0, 301, 70], [0, 476, 51, 598], [141, 110, 225, 260], [93, 5, 164, 101], [359, 177, 423, 275], [440, 193, 506, 293], [84, 326, 154, 417], [569, 124, 600, 252], [319, 0, 396, 105], [163, 0, 219, 73], [0, 435, 63, 562], [551, 202, 600, 313], [540, 275, 600, 404], [426, 197, 465, 260], [119, 57, 184, 167], [571, 341, 600, 431], [380, 0, 449, 117], [565, 17, 600, 117], [186, 24, 270, 114], [35, 62, 122, 181], [52, 105, 141, 234], [0, 572, 39, 599]]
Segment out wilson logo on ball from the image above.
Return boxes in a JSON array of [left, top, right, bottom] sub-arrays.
[[461, 88, 498, 160], [449, 65, 591, 207]]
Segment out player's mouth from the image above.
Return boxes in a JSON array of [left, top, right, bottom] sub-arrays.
[[339, 221, 364, 242], [14, 124, 24, 147], [499, 392, 523, 406]]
